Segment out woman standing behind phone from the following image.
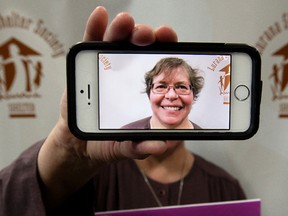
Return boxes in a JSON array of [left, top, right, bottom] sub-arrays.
[[0, 6, 245, 216], [96, 58, 245, 211]]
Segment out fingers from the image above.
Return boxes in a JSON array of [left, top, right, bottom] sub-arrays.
[[129, 24, 156, 46], [103, 12, 135, 42], [86, 140, 167, 162], [83, 6, 108, 41], [154, 25, 178, 42], [114, 140, 167, 161], [131, 140, 168, 157], [129, 25, 178, 46], [83, 6, 178, 45]]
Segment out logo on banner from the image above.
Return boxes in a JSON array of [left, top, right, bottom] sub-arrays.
[[270, 44, 288, 99], [218, 64, 230, 104], [255, 12, 288, 118], [99, 54, 112, 70], [207, 55, 230, 104], [0, 11, 65, 118]]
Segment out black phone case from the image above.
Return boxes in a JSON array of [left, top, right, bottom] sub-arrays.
[[67, 42, 262, 140]]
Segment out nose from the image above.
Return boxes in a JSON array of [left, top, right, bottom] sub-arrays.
[[165, 87, 179, 100]]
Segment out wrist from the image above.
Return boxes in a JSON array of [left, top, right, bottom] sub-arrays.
[[37, 121, 99, 209]]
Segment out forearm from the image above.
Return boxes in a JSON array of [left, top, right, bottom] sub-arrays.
[[37, 120, 100, 210]]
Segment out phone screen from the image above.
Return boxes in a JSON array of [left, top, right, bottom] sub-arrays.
[[97, 53, 231, 130]]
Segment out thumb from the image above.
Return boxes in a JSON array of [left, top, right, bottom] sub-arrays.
[[124, 140, 168, 159]]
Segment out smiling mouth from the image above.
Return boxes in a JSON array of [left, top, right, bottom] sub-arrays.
[[162, 106, 182, 111]]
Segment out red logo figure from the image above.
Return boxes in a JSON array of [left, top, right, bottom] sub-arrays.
[[0, 37, 43, 99]]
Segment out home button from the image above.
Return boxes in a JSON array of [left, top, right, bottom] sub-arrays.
[[234, 85, 250, 101]]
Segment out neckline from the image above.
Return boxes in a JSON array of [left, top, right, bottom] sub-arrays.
[[133, 152, 196, 186]]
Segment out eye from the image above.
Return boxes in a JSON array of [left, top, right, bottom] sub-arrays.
[[175, 84, 189, 90], [154, 84, 167, 89]]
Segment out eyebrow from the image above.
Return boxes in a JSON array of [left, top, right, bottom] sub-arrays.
[[155, 81, 190, 85]]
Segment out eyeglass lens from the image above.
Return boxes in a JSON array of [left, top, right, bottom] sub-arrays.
[[152, 83, 192, 95]]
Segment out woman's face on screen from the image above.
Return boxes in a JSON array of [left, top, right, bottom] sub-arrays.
[[149, 67, 194, 129]]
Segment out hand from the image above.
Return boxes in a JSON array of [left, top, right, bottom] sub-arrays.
[[37, 6, 178, 209], [57, 6, 178, 163]]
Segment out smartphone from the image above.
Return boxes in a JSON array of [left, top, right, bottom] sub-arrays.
[[67, 42, 261, 140]]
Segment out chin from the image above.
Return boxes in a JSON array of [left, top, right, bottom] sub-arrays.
[[162, 121, 186, 129]]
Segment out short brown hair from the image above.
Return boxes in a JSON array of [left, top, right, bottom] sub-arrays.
[[144, 57, 204, 99]]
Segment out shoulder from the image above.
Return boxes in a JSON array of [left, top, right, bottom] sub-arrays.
[[121, 117, 151, 129], [1, 140, 44, 175], [193, 153, 239, 183], [190, 153, 246, 200], [0, 140, 47, 215], [191, 122, 202, 129]]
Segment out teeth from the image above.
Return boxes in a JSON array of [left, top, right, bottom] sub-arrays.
[[163, 106, 181, 111]]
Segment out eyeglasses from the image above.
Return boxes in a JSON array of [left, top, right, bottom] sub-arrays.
[[151, 82, 192, 95]]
